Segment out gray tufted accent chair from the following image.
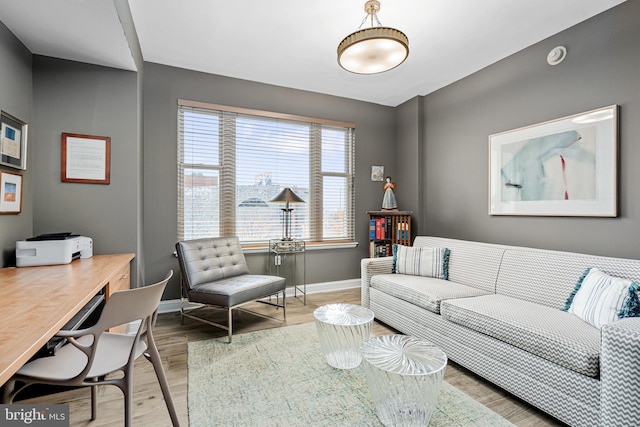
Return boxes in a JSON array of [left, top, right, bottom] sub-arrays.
[[175, 237, 286, 342]]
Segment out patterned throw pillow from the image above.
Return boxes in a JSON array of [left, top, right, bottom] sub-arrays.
[[563, 267, 640, 329], [392, 245, 450, 280]]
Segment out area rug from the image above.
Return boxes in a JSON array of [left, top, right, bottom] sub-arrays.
[[188, 322, 514, 427]]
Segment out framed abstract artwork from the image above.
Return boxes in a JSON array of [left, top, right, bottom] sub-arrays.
[[0, 170, 23, 214], [0, 112, 28, 170], [489, 105, 618, 216]]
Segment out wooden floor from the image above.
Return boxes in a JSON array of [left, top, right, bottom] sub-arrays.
[[19, 288, 565, 426]]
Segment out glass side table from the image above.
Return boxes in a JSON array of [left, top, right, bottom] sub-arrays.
[[314, 303, 374, 369], [361, 335, 447, 427], [269, 239, 306, 305]]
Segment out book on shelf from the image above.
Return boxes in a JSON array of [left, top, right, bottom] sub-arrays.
[[375, 217, 386, 239], [369, 219, 376, 240], [397, 222, 409, 241], [369, 241, 391, 258]]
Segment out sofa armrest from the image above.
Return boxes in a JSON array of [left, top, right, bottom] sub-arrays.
[[361, 257, 394, 308], [600, 317, 640, 426]]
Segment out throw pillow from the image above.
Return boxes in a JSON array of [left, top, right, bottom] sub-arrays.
[[392, 244, 450, 280], [563, 267, 640, 329]]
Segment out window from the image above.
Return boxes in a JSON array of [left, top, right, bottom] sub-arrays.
[[177, 100, 355, 245]]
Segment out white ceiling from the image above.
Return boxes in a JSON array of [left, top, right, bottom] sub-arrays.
[[0, 0, 627, 107]]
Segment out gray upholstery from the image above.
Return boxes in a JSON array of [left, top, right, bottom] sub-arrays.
[[414, 236, 504, 293], [177, 236, 250, 290], [188, 274, 286, 307], [371, 273, 489, 314], [362, 236, 640, 427], [175, 237, 286, 342], [441, 294, 600, 377]]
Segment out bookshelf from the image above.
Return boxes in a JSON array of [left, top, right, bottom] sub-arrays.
[[367, 211, 413, 257]]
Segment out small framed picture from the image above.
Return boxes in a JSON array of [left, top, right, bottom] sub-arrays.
[[371, 165, 384, 182], [0, 111, 28, 170], [62, 133, 111, 184], [0, 170, 23, 214]]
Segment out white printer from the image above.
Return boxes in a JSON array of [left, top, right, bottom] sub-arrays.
[[16, 233, 93, 267]]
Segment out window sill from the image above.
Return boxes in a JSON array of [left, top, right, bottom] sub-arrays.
[[242, 241, 359, 254]]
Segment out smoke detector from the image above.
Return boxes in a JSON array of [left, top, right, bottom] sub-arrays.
[[547, 46, 567, 65]]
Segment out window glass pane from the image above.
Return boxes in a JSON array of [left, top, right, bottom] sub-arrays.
[[323, 176, 348, 239], [235, 116, 310, 242], [236, 116, 309, 187], [182, 168, 219, 240], [322, 128, 346, 173], [183, 111, 219, 166]]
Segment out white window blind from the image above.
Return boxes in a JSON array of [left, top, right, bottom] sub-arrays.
[[178, 100, 355, 245]]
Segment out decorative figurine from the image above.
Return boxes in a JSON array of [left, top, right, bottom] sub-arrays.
[[382, 176, 398, 211]]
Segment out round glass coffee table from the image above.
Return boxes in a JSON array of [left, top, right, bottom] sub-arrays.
[[361, 334, 447, 427], [313, 303, 374, 369]]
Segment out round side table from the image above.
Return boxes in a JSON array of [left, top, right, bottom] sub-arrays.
[[361, 334, 447, 426], [313, 303, 374, 369]]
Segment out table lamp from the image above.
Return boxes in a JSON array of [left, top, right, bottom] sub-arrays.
[[270, 188, 305, 241]]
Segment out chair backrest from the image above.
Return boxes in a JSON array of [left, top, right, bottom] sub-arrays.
[[175, 237, 250, 290], [62, 271, 172, 383], [95, 270, 172, 332]]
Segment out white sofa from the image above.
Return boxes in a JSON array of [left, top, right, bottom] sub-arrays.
[[361, 236, 640, 427]]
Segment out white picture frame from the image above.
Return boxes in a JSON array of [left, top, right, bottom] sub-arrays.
[[489, 105, 617, 217], [0, 112, 28, 170]]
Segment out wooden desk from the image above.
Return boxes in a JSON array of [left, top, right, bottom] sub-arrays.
[[0, 253, 134, 386]]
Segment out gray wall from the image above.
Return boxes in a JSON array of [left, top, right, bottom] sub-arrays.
[[143, 63, 396, 299], [31, 56, 141, 284], [395, 96, 424, 237], [0, 21, 32, 267], [421, 0, 640, 259], [114, 0, 146, 286]]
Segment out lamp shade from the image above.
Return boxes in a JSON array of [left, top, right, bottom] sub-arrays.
[[337, 0, 409, 75], [270, 188, 305, 204], [338, 27, 409, 74], [270, 188, 304, 241]]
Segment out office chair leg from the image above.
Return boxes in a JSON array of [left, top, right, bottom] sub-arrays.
[[90, 381, 98, 420], [123, 373, 133, 427], [144, 346, 180, 426], [1, 380, 15, 404]]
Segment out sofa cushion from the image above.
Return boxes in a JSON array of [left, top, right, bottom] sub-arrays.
[[413, 237, 504, 293], [441, 294, 600, 377], [392, 245, 449, 279], [370, 274, 489, 315], [496, 247, 640, 309], [563, 267, 640, 329]]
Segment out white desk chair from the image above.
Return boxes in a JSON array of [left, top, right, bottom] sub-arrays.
[[2, 271, 179, 427]]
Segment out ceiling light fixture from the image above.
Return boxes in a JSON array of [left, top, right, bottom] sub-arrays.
[[337, 0, 409, 75]]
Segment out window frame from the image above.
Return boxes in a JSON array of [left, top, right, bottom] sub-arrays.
[[177, 99, 356, 246]]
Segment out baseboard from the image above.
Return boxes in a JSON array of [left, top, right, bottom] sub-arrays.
[[158, 278, 360, 314]]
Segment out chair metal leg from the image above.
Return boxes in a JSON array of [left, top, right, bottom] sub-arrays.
[[282, 289, 287, 320], [227, 308, 233, 343]]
